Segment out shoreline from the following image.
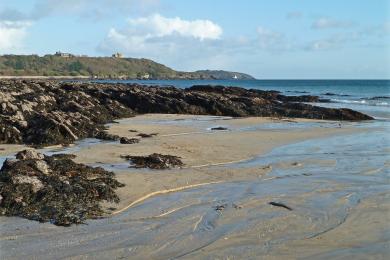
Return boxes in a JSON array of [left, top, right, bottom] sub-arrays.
[[0, 76, 91, 79]]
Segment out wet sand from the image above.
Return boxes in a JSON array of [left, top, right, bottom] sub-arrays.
[[72, 115, 359, 211], [1, 114, 388, 259]]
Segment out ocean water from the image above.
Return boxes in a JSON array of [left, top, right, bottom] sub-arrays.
[[95, 79, 390, 119]]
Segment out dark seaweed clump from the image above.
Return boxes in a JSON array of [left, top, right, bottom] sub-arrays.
[[0, 150, 124, 226], [122, 153, 184, 169]]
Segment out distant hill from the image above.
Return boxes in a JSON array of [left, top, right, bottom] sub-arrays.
[[0, 55, 255, 80], [193, 70, 254, 80]]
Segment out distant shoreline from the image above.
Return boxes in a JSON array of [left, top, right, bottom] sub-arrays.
[[0, 76, 91, 79]]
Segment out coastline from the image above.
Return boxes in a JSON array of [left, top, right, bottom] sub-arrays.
[[0, 79, 388, 259]]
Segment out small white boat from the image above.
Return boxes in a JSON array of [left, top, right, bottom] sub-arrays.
[[233, 75, 238, 79]]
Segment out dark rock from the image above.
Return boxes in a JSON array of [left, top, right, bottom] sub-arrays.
[[95, 131, 120, 141], [323, 93, 350, 97], [0, 80, 373, 146], [214, 204, 227, 211], [15, 149, 45, 160], [0, 149, 124, 226], [137, 133, 158, 138], [119, 137, 140, 144], [121, 153, 184, 169], [211, 127, 228, 131], [286, 91, 309, 94], [276, 94, 320, 103], [269, 202, 293, 211], [365, 96, 390, 100]]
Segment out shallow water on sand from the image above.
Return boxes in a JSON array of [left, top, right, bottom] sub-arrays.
[[0, 117, 389, 259]]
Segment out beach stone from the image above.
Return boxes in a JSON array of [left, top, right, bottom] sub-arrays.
[[211, 127, 228, 130], [12, 175, 44, 193], [95, 131, 120, 141], [137, 133, 157, 138], [120, 137, 140, 144], [33, 160, 51, 175], [15, 149, 45, 160]]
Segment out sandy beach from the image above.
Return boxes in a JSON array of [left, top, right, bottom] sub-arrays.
[[2, 113, 388, 259], [72, 115, 360, 212]]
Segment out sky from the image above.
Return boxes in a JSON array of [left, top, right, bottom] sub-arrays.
[[0, 0, 389, 79]]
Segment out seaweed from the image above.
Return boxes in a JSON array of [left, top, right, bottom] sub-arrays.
[[0, 150, 124, 226], [121, 153, 184, 169], [268, 202, 293, 211]]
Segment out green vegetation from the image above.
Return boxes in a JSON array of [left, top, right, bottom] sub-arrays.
[[0, 55, 255, 79]]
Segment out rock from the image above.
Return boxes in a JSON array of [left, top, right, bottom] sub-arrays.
[[269, 202, 293, 211], [122, 153, 184, 169], [137, 133, 158, 138], [33, 160, 51, 175], [12, 175, 44, 193], [214, 204, 227, 211], [211, 127, 228, 130], [0, 80, 373, 146], [15, 149, 45, 160], [95, 131, 120, 141], [120, 137, 140, 144], [0, 150, 124, 226]]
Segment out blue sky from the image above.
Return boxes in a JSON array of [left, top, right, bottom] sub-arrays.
[[0, 0, 389, 79]]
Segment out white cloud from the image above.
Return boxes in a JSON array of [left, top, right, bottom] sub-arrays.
[[125, 14, 222, 41], [98, 14, 223, 70], [312, 17, 354, 29], [0, 21, 31, 52]]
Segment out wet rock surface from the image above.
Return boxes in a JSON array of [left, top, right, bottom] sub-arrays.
[[122, 153, 184, 169], [211, 127, 229, 131], [0, 80, 373, 146], [0, 150, 124, 226], [269, 201, 293, 211], [120, 137, 140, 144], [95, 131, 120, 141], [136, 133, 158, 138]]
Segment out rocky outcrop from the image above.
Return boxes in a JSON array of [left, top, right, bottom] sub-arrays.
[[0, 80, 373, 146], [0, 150, 124, 226]]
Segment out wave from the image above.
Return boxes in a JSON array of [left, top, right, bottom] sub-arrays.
[[322, 92, 351, 97], [330, 99, 389, 106]]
